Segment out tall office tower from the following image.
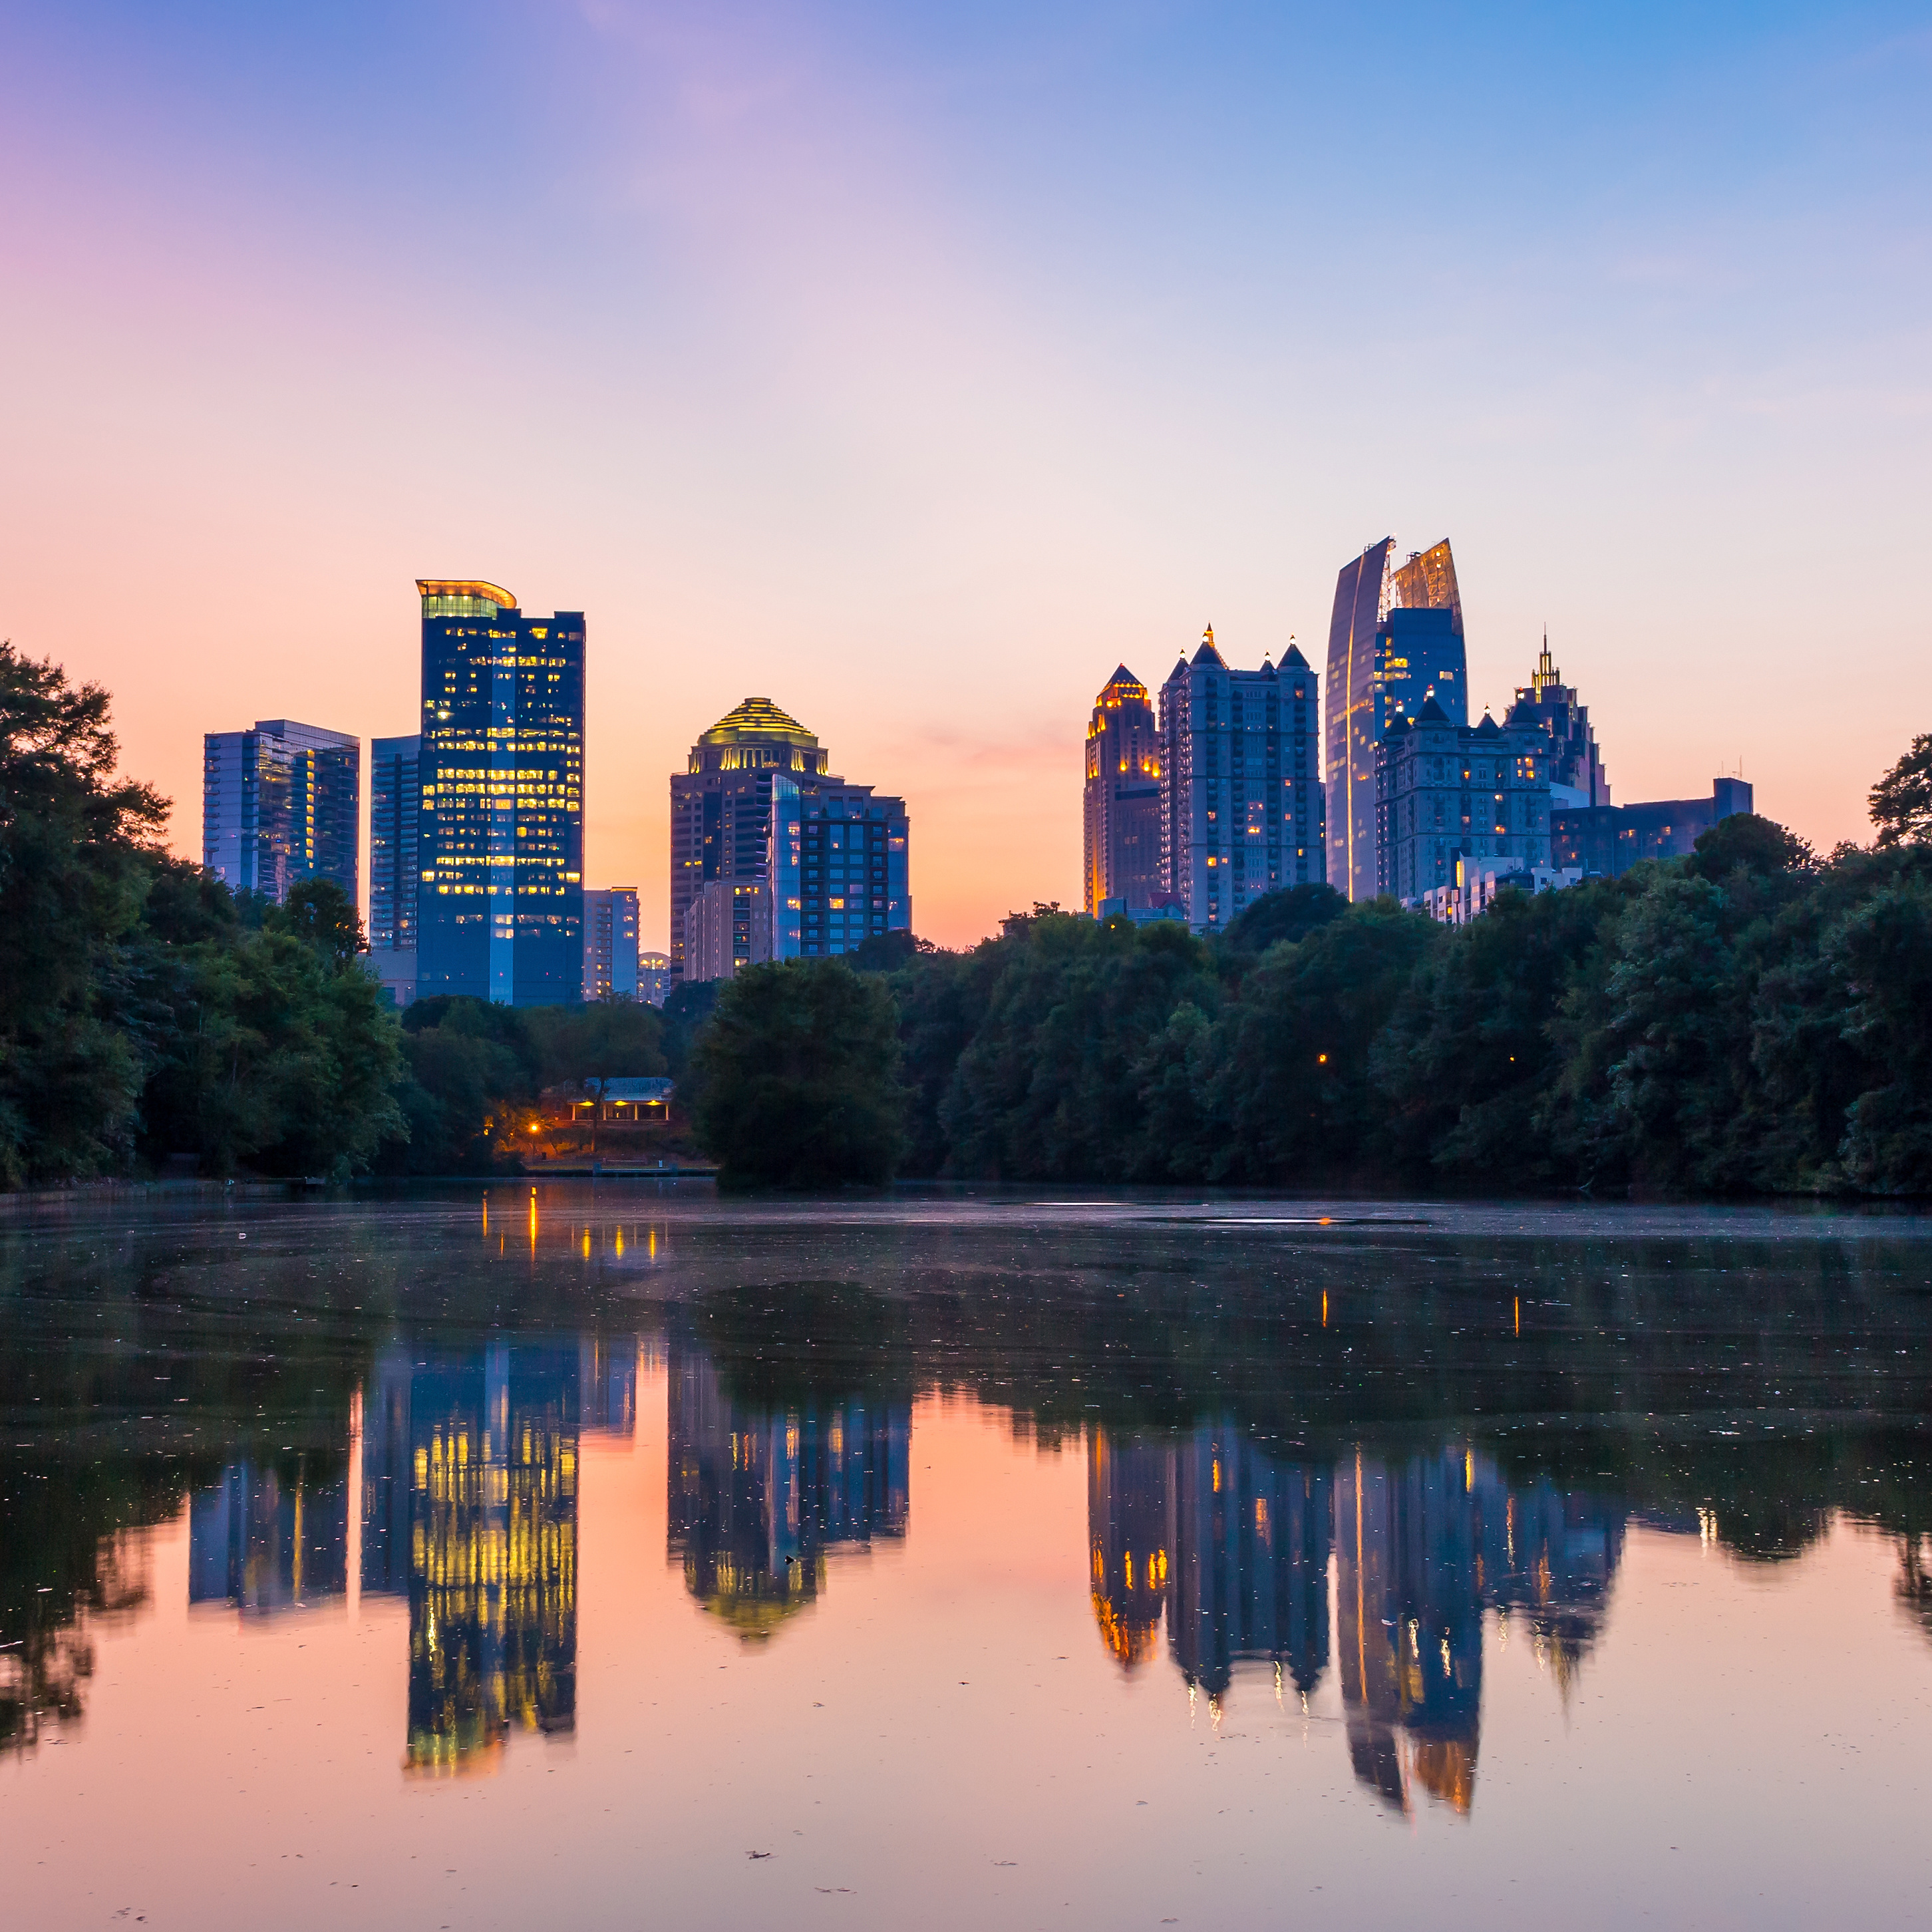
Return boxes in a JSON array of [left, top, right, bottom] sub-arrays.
[[669, 698, 831, 976], [1376, 703, 1551, 904], [1157, 630, 1323, 935], [1083, 667, 1163, 914], [1324, 538, 1468, 901], [416, 580, 584, 1006], [767, 776, 910, 961], [369, 735, 421, 951], [1508, 637, 1610, 807], [202, 719, 359, 905], [583, 887, 641, 999]]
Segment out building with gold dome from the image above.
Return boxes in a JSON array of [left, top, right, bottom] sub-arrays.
[[670, 698, 832, 976]]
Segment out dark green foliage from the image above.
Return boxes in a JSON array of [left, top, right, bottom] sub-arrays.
[[849, 929, 933, 971], [1218, 883, 1348, 953], [521, 998, 667, 1097], [1687, 812, 1814, 881], [658, 979, 719, 1082], [0, 643, 168, 1184], [382, 996, 541, 1174], [689, 960, 902, 1187], [273, 876, 365, 963], [1870, 733, 1932, 848]]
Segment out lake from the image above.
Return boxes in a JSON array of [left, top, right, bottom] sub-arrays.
[[4, 1186, 1931, 1929]]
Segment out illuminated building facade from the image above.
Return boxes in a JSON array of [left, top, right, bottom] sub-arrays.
[[359, 1343, 581, 1772], [682, 878, 770, 981], [669, 699, 830, 976], [369, 734, 421, 952], [1158, 632, 1323, 933], [766, 776, 910, 960], [416, 580, 584, 1006], [188, 1454, 348, 1614], [1376, 703, 1551, 905], [1553, 778, 1754, 878], [1083, 666, 1164, 914], [638, 951, 674, 1006], [583, 887, 641, 999], [1508, 638, 1611, 808], [202, 718, 359, 905], [666, 1341, 910, 1642], [1325, 539, 1468, 901]]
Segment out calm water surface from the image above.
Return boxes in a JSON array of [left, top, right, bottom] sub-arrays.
[[4, 1188, 1932, 1929]]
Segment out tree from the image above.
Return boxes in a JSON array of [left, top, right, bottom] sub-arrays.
[[1218, 884, 1348, 955], [272, 877, 365, 963], [689, 960, 902, 1186], [520, 999, 667, 1150], [0, 641, 168, 1184], [1687, 812, 1812, 881], [1870, 734, 1932, 848]]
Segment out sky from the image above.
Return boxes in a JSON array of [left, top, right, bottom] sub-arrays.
[[1, 0, 1927, 948]]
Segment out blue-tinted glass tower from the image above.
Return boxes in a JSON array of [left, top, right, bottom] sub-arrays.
[[369, 734, 421, 953], [202, 718, 359, 905], [416, 580, 584, 1005], [768, 775, 909, 959]]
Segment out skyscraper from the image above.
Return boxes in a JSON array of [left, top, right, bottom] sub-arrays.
[[1083, 667, 1163, 915], [767, 776, 910, 960], [416, 580, 584, 1006], [369, 734, 421, 951], [1157, 630, 1323, 933], [670, 698, 830, 977], [582, 887, 641, 999], [1376, 702, 1551, 903], [1325, 539, 1468, 901], [202, 719, 359, 905], [1508, 637, 1610, 807]]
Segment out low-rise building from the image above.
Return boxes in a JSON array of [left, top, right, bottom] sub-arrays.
[[1420, 857, 1582, 926], [639, 951, 674, 1006], [1553, 778, 1754, 877]]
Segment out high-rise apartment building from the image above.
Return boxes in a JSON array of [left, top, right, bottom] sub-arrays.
[[1083, 667, 1163, 914], [202, 719, 359, 905], [369, 735, 421, 951], [670, 699, 830, 976], [1157, 631, 1323, 933], [683, 879, 772, 982], [1325, 539, 1468, 901], [583, 887, 641, 1000], [1509, 639, 1610, 807], [767, 776, 910, 961], [415, 580, 584, 1006], [1376, 703, 1551, 904]]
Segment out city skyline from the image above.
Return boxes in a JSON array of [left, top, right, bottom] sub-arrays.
[[7, 5, 1920, 950]]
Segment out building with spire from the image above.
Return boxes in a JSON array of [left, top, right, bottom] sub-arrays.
[[1083, 667, 1164, 915], [670, 698, 830, 976], [1325, 539, 1468, 901], [1507, 637, 1611, 807], [415, 579, 585, 1006], [1158, 629, 1324, 933]]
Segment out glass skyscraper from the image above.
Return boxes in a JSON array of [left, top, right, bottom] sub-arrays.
[[768, 776, 909, 960], [369, 734, 421, 952], [202, 718, 359, 905], [1324, 539, 1468, 901], [416, 580, 584, 1006]]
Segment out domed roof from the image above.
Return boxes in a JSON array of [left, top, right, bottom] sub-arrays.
[[698, 697, 820, 749]]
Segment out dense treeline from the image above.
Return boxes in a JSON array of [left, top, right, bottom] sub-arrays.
[[0, 643, 663, 1184], [696, 738, 1932, 1195]]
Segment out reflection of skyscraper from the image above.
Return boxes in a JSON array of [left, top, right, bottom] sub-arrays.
[[666, 1343, 909, 1641], [359, 1343, 579, 1773], [1167, 1428, 1331, 1702], [580, 1335, 639, 1437], [188, 1455, 348, 1613], [1088, 1432, 1172, 1669]]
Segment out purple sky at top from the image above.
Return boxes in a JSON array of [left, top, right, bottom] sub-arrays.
[[1, 0, 1926, 945]]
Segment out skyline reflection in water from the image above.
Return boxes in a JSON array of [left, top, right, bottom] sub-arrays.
[[3, 1191, 1932, 1929]]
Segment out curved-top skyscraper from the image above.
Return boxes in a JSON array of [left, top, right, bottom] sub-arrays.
[[1324, 539, 1467, 901]]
